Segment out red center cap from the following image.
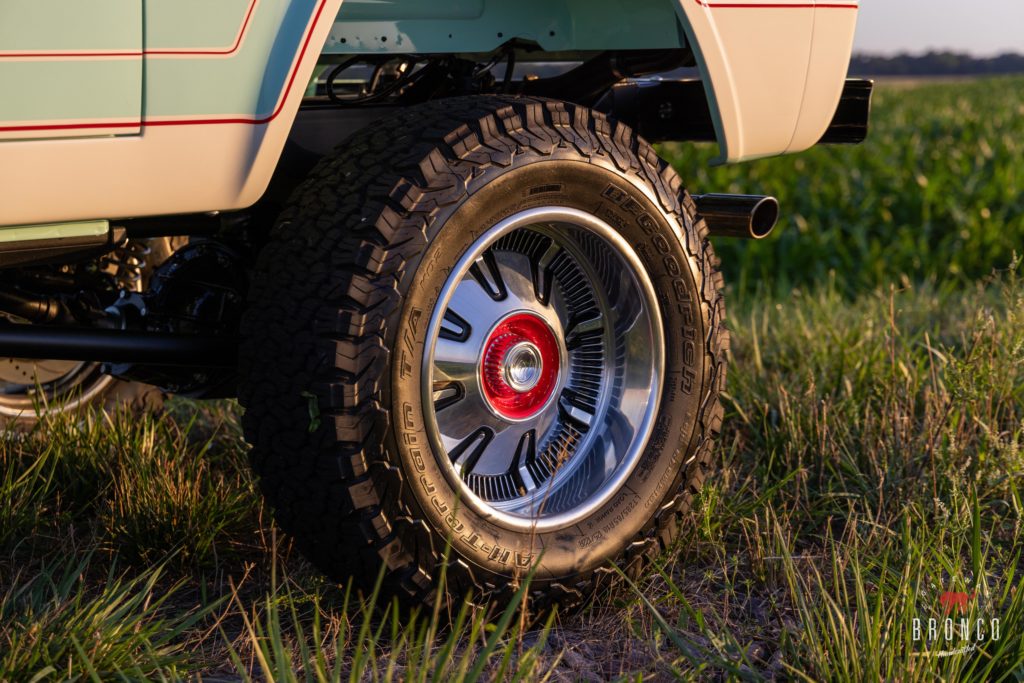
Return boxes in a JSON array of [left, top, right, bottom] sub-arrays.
[[480, 313, 560, 420]]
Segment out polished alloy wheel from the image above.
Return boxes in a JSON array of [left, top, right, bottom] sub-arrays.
[[423, 207, 664, 531]]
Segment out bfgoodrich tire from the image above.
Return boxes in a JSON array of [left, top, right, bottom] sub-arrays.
[[238, 96, 727, 608]]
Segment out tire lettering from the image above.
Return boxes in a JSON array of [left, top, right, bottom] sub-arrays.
[[637, 213, 657, 235], [598, 497, 637, 538], [663, 255, 681, 277], [645, 446, 684, 509], [673, 279, 688, 304], [681, 369, 696, 394], [578, 529, 605, 549], [601, 184, 629, 204], [528, 184, 563, 196], [400, 309, 422, 379], [595, 205, 628, 231], [489, 546, 512, 563]]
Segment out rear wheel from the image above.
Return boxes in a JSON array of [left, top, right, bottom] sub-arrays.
[[239, 96, 727, 608]]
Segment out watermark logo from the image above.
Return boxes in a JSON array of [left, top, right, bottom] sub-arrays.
[[911, 589, 1000, 658], [939, 591, 974, 615]]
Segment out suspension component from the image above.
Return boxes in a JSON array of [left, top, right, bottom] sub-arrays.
[[0, 239, 246, 397], [0, 326, 234, 366], [102, 240, 246, 396]]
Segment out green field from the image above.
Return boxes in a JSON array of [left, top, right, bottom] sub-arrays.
[[2, 76, 1023, 681], [664, 74, 1024, 297]]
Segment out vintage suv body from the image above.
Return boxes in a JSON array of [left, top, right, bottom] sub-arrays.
[[0, 1, 867, 608]]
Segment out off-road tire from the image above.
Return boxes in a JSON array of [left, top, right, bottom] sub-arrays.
[[238, 96, 727, 609]]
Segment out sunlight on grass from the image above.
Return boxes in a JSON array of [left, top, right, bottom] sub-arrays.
[[626, 265, 1024, 679]]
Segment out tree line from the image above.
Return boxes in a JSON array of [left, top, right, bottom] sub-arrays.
[[850, 51, 1024, 76]]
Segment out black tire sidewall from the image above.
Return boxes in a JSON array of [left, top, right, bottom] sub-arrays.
[[388, 157, 712, 581]]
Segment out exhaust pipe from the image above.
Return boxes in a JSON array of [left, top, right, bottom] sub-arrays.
[[694, 194, 780, 239]]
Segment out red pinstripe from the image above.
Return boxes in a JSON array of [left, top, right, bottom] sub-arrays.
[[0, 0, 328, 134], [695, 0, 855, 7], [0, 0, 259, 59]]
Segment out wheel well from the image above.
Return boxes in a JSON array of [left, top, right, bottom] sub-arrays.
[[264, 48, 714, 206]]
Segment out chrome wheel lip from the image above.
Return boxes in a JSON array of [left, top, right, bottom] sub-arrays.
[[422, 206, 665, 532]]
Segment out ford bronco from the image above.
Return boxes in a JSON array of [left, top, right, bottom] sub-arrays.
[[0, 0, 869, 608]]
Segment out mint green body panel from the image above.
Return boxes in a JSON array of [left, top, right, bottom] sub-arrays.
[[143, 0, 315, 118], [0, 0, 139, 51], [145, 0, 252, 50], [0, 60, 141, 122], [0, 220, 108, 244], [0, 0, 141, 131], [0, 0, 317, 131], [326, 0, 686, 53]]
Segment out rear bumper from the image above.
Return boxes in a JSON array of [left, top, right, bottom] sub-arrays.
[[604, 77, 873, 148], [817, 79, 873, 144]]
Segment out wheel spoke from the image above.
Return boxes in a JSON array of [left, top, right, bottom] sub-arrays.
[[512, 429, 538, 493], [432, 336, 478, 384], [566, 312, 604, 349], [476, 422, 532, 477], [446, 277, 516, 330], [492, 251, 542, 311], [532, 241, 561, 305], [607, 269, 644, 338], [439, 309, 472, 342], [449, 427, 493, 475], [436, 386, 508, 452], [559, 391, 594, 430], [468, 250, 508, 301], [432, 381, 464, 411]]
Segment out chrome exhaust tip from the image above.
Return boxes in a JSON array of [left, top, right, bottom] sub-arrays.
[[694, 194, 780, 240]]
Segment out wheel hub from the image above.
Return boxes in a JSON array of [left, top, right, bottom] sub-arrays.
[[502, 342, 542, 391], [480, 314, 559, 420]]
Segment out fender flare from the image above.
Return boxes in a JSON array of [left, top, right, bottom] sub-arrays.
[[672, 0, 859, 163]]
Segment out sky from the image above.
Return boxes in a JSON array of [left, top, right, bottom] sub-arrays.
[[854, 0, 1024, 56]]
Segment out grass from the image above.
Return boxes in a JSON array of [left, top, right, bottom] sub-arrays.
[[1, 557, 216, 679], [1, 76, 1023, 680], [665, 268, 1024, 680]]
